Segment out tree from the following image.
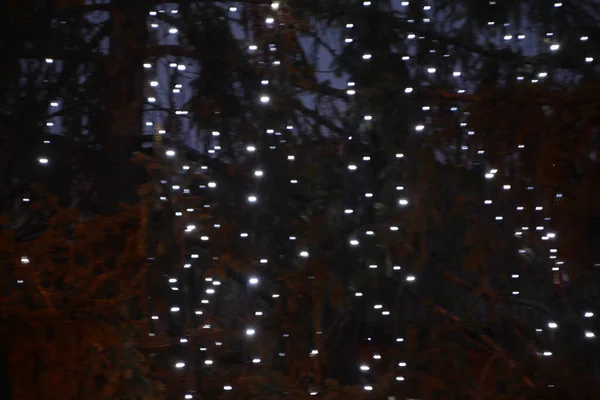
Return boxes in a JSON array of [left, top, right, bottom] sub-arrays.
[[3, 0, 600, 399], [0, 188, 161, 400]]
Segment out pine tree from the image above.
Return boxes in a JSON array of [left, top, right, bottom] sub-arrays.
[[3, 0, 600, 399], [0, 189, 161, 399]]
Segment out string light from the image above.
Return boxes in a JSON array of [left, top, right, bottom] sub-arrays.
[[25, 0, 597, 397]]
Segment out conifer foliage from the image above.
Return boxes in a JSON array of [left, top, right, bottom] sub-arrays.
[[1, 0, 600, 399], [0, 189, 157, 400]]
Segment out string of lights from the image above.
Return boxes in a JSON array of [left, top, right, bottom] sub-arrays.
[[17, 0, 599, 398]]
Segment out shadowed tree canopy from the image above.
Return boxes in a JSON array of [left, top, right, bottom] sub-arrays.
[[1, 0, 600, 399]]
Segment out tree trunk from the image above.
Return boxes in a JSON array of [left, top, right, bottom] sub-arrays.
[[95, 0, 150, 211], [0, 346, 10, 400]]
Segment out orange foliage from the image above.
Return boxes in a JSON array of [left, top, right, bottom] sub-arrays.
[[0, 199, 154, 400]]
